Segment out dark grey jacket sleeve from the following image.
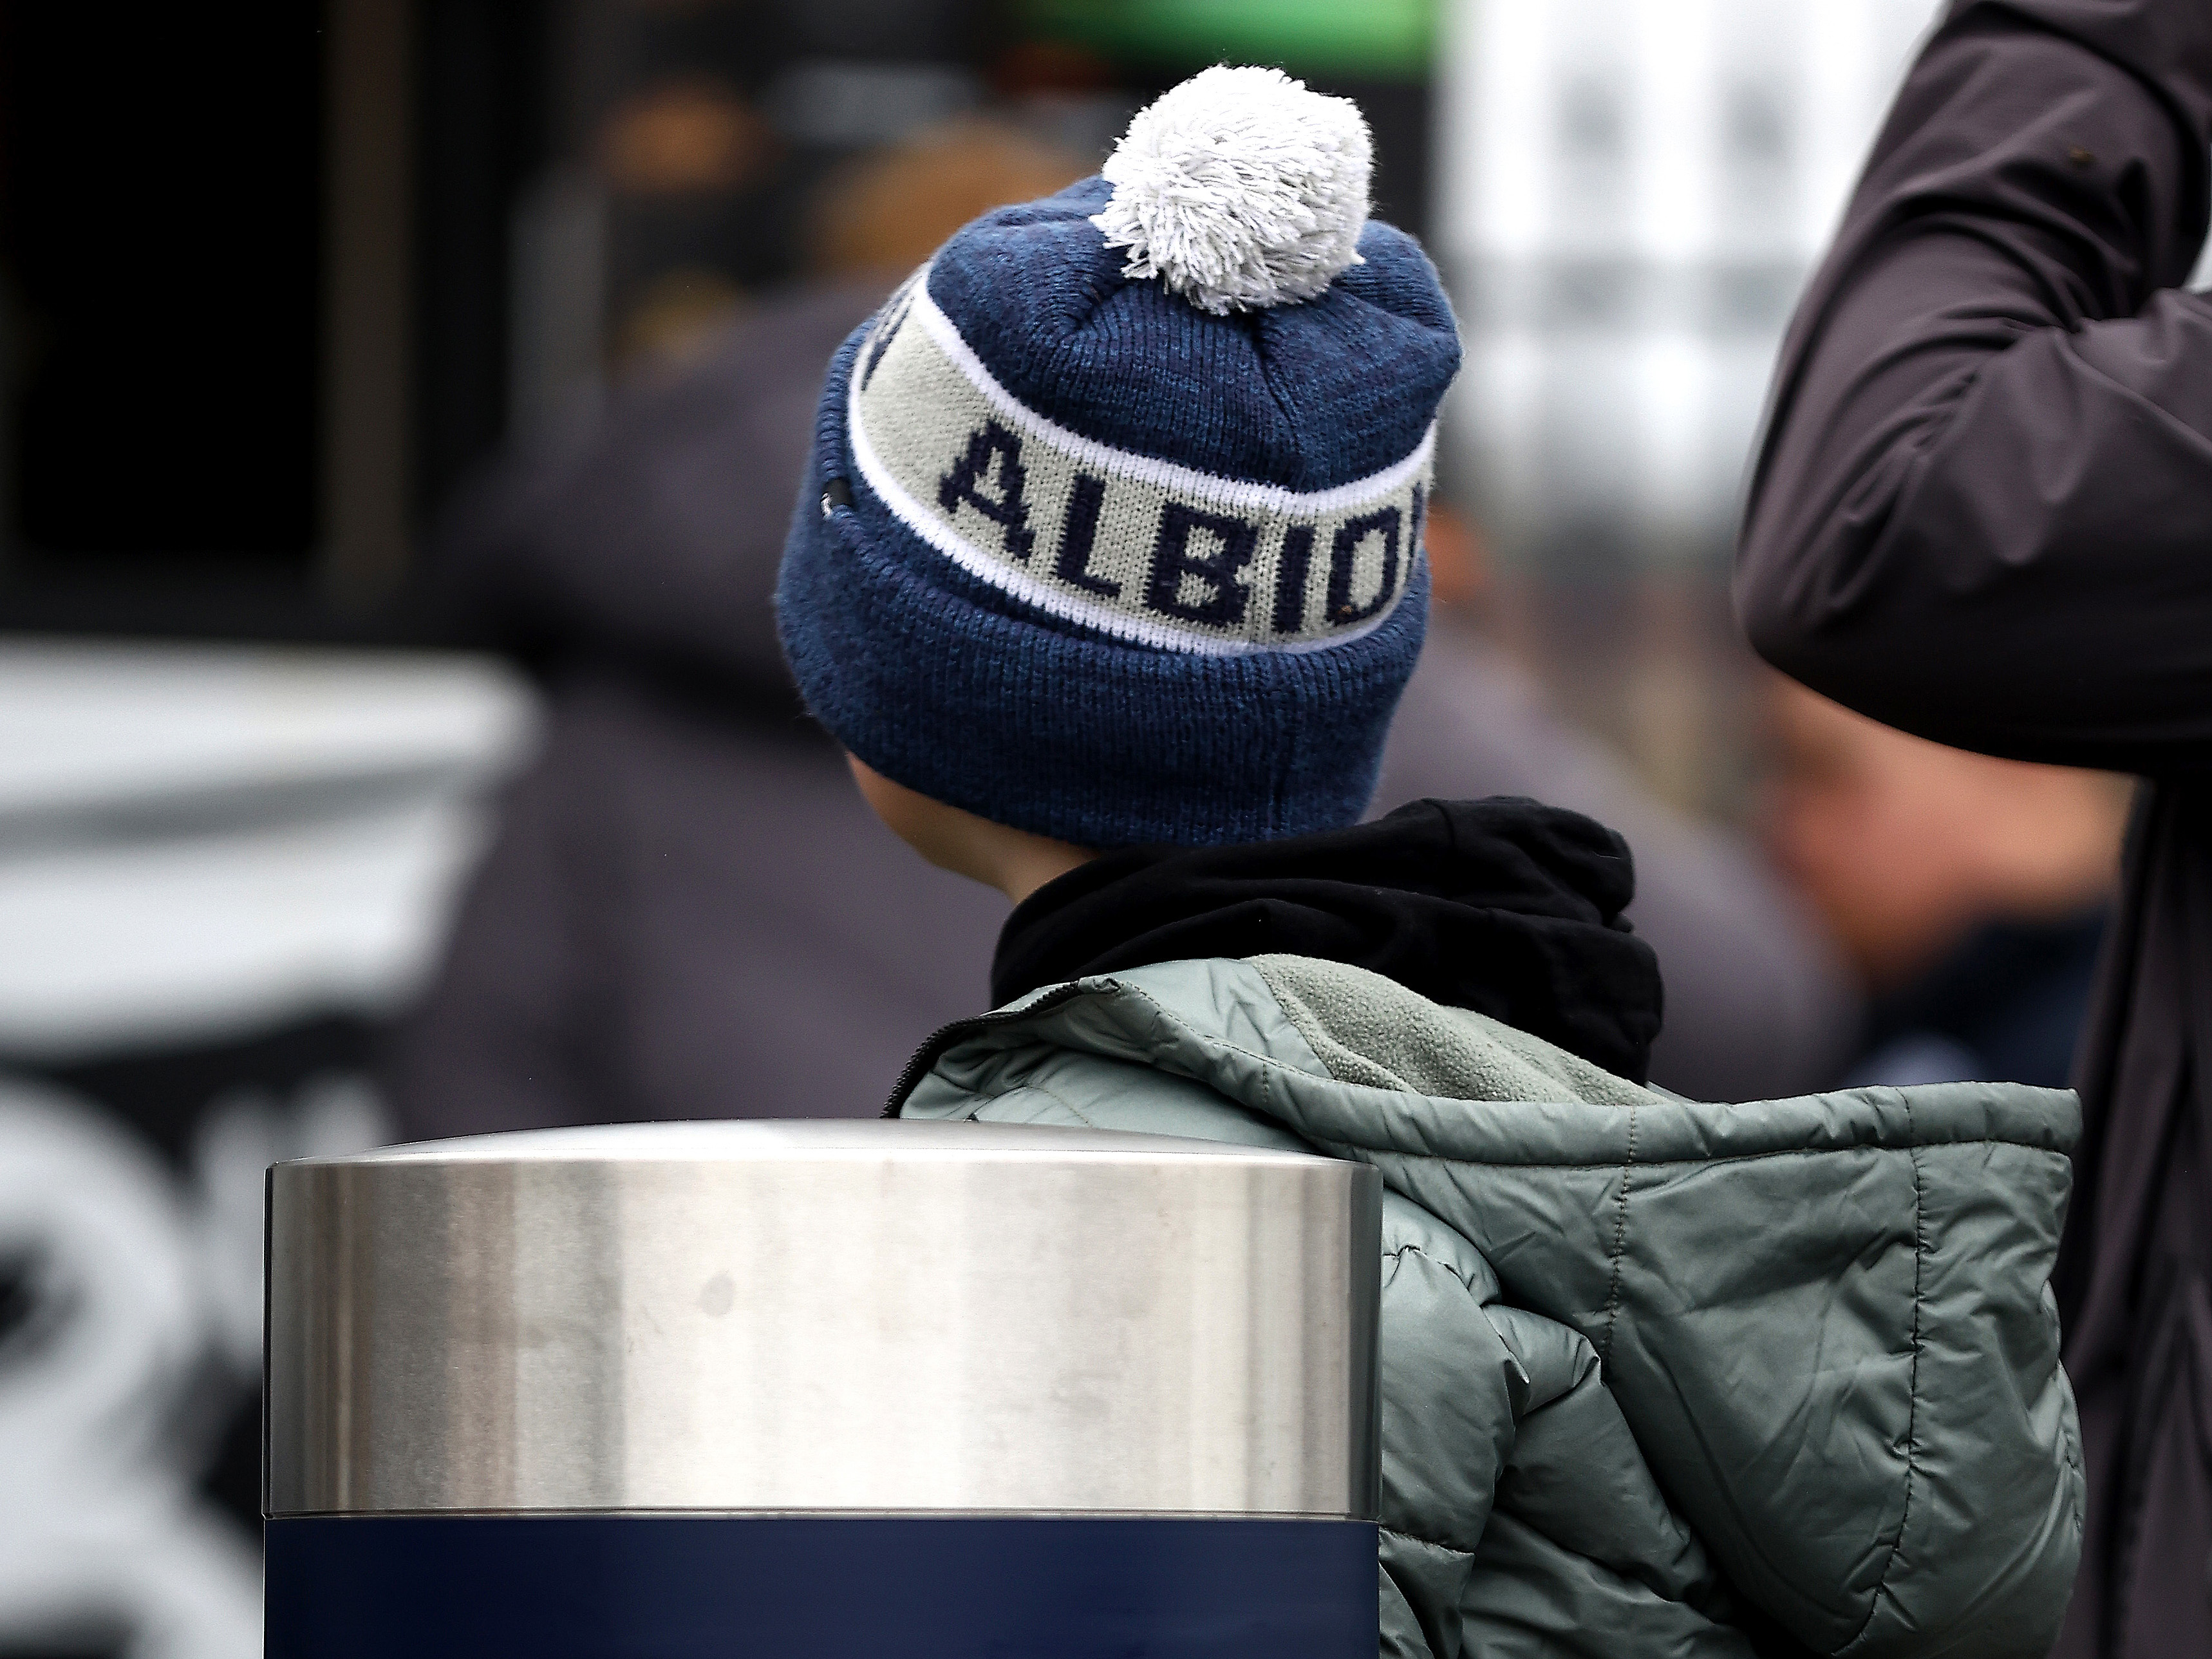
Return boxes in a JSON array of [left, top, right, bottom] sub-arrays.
[[1737, 0, 2212, 771]]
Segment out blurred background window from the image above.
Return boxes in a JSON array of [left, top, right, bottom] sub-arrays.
[[2, 8, 323, 563], [0, 0, 417, 634]]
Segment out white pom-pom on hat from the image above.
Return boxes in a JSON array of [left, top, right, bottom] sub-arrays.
[[1091, 64, 1373, 316]]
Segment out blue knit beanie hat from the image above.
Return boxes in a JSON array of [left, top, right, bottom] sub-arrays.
[[776, 66, 1461, 848]]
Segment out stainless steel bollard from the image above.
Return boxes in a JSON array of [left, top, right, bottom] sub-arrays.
[[264, 1120, 1381, 1656]]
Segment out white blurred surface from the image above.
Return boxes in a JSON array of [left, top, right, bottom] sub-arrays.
[[0, 637, 529, 816], [0, 1080, 264, 1659], [0, 637, 539, 1059], [1434, 0, 1945, 558]]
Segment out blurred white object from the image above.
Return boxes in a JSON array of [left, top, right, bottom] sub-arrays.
[[1432, 0, 1942, 560], [0, 1081, 261, 1659], [0, 638, 536, 1658], [0, 637, 538, 1058]]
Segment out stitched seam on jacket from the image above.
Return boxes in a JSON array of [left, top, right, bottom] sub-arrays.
[[1599, 1100, 1638, 1366], [1354, 1137, 2045, 1174], [1385, 1242, 1484, 1298], [1163, 997, 2041, 1164], [1204, 1035, 2044, 1165], [1025, 982, 2055, 1164], [1378, 1250, 1500, 1559], [1189, 1025, 1330, 1085], [1850, 1110, 1927, 1652], [1378, 1521, 1473, 1562], [1001, 1081, 1102, 1128]]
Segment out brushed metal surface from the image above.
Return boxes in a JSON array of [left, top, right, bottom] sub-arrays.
[[267, 1120, 1379, 1518]]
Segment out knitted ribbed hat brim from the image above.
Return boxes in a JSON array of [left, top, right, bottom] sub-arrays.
[[779, 329, 1432, 848]]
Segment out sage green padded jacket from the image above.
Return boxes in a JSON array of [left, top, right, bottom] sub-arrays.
[[892, 954, 2083, 1658]]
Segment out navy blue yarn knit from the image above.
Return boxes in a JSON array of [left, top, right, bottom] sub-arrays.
[[776, 174, 1461, 848]]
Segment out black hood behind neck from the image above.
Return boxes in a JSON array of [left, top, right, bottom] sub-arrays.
[[993, 796, 1664, 1083]]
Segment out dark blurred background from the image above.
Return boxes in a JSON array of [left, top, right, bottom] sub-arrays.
[[0, 0, 1438, 639], [2, 3, 2132, 1655]]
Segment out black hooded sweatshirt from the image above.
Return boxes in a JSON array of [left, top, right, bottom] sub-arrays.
[[994, 796, 1665, 1085]]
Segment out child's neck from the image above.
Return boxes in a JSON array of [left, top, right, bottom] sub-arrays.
[[989, 837, 1098, 908]]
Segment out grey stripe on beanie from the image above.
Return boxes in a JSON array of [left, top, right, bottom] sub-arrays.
[[850, 269, 1433, 655]]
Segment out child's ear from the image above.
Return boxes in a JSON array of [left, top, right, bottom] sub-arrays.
[[844, 752, 918, 841], [845, 753, 984, 880], [843, 753, 1095, 905]]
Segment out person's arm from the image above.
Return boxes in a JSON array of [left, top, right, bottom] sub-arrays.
[[1738, 0, 2212, 771]]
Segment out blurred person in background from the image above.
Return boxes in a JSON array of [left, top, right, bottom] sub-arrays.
[[391, 119, 1857, 1140], [1734, 1, 2212, 1647], [1761, 678, 2126, 1089], [388, 122, 1082, 1135]]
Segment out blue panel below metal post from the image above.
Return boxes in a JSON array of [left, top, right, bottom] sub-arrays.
[[265, 1514, 1378, 1658]]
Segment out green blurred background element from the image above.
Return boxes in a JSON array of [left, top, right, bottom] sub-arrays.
[[1018, 0, 1438, 77]]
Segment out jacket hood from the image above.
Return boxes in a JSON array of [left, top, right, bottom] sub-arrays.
[[993, 796, 1665, 1082]]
